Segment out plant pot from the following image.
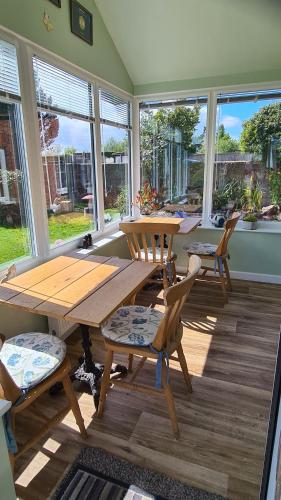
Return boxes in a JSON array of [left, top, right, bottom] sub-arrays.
[[241, 220, 257, 230]]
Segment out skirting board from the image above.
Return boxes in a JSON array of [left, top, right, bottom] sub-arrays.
[[176, 265, 281, 284]]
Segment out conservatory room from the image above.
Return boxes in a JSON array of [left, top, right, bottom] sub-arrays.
[[0, 1, 281, 500]]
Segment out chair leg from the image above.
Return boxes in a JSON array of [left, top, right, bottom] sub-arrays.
[[97, 349, 113, 417], [130, 356, 147, 383], [177, 343, 192, 394], [162, 267, 169, 289], [62, 375, 87, 439], [128, 353, 133, 372], [172, 260, 177, 284], [223, 258, 232, 291], [9, 452, 15, 474], [218, 266, 228, 300], [161, 360, 179, 439]]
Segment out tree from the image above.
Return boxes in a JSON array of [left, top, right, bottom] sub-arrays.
[[217, 124, 240, 153], [34, 68, 59, 151], [240, 102, 281, 163], [103, 136, 128, 153], [140, 106, 200, 183], [39, 112, 59, 151], [64, 146, 77, 155]]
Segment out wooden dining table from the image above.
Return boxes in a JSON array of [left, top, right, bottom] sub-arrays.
[[134, 215, 201, 235], [0, 253, 158, 401]]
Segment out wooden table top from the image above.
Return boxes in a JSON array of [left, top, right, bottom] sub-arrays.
[[0, 255, 158, 328], [134, 216, 201, 234]]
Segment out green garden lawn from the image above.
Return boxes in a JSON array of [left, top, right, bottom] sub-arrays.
[[0, 210, 120, 266]]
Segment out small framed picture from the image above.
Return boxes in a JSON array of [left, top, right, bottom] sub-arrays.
[[49, 0, 61, 6], [70, 0, 93, 45]]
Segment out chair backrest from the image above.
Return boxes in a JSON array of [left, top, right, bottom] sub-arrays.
[[120, 221, 180, 264], [152, 254, 201, 351], [216, 212, 240, 257], [0, 334, 21, 404], [0, 264, 16, 284]]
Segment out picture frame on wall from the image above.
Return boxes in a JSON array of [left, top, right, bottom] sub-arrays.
[[49, 0, 61, 6], [70, 0, 93, 45]]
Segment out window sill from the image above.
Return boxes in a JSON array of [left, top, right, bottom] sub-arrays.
[[199, 221, 281, 234]]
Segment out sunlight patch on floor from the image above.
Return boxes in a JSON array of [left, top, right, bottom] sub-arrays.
[[61, 392, 96, 430], [15, 451, 50, 487], [43, 437, 61, 453]]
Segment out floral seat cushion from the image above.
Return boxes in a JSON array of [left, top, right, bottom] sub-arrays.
[[139, 247, 176, 262], [184, 241, 218, 256], [0, 332, 66, 391], [102, 306, 164, 346]]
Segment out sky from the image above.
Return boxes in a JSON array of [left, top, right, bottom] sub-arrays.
[[50, 116, 126, 152], [48, 98, 277, 153], [195, 98, 277, 141]]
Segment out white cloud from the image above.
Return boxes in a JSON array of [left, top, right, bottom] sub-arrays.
[[221, 115, 242, 128]]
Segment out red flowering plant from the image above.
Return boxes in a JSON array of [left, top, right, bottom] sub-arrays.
[[134, 181, 161, 214]]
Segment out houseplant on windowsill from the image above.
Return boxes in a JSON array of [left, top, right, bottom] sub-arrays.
[[134, 181, 161, 215], [241, 213, 258, 230]]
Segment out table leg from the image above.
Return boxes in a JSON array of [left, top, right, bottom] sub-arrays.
[[74, 324, 127, 407]]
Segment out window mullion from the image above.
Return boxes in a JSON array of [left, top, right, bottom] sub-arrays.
[[203, 90, 217, 224], [93, 85, 105, 232], [132, 97, 140, 217], [17, 43, 49, 259]]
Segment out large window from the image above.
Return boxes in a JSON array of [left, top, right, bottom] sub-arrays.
[[100, 89, 131, 224], [213, 90, 281, 221], [33, 57, 97, 246], [0, 40, 32, 266], [139, 97, 207, 214]]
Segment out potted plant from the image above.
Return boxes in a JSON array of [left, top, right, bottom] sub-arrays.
[[241, 213, 258, 230], [134, 181, 161, 215]]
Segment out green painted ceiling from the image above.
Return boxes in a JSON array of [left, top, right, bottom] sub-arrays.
[[95, 0, 281, 93]]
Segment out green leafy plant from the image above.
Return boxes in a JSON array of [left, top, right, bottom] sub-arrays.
[[242, 213, 258, 222], [241, 178, 263, 212], [213, 180, 245, 210], [268, 170, 281, 204], [116, 187, 128, 217]]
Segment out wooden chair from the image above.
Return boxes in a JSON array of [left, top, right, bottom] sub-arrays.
[[0, 332, 86, 468], [120, 221, 180, 288], [184, 212, 240, 298], [97, 254, 201, 438]]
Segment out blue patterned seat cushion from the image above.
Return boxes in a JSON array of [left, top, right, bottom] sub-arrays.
[[0, 332, 66, 390], [102, 306, 164, 346], [184, 241, 217, 256]]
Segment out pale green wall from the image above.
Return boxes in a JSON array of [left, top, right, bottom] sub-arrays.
[[0, 304, 48, 339], [134, 69, 281, 96], [173, 229, 281, 276], [94, 231, 281, 277], [0, 421, 16, 500], [0, 0, 133, 93]]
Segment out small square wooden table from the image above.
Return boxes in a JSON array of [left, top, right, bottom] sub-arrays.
[[134, 215, 201, 234], [0, 254, 158, 401]]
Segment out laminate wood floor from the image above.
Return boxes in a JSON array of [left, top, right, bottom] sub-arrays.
[[14, 279, 281, 500]]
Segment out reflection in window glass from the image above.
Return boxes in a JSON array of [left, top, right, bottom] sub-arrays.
[[101, 125, 130, 224], [139, 98, 207, 214], [39, 113, 97, 245], [213, 90, 281, 222], [0, 102, 32, 265]]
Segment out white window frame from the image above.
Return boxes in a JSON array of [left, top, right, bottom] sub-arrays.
[[135, 83, 281, 229], [0, 149, 10, 202], [99, 86, 133, 229], [0, 25, 134, 271], [1, 24, 281, 274]]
